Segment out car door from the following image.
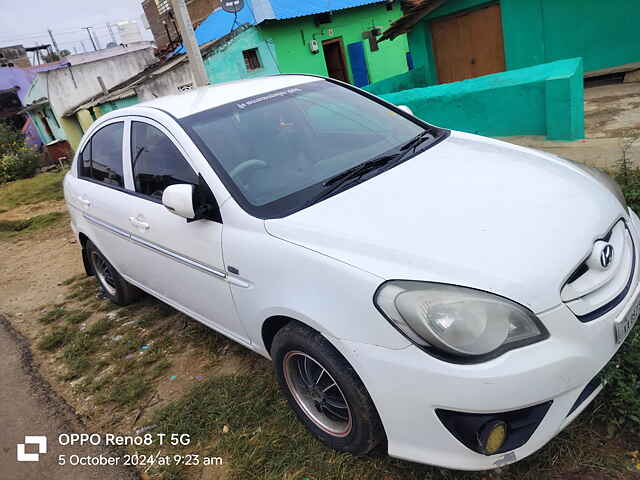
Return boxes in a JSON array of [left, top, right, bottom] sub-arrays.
[[69, 120, 134, 276], [121, 117, 249, 343]]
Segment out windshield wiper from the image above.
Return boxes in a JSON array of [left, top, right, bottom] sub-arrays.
[[305, 129, 438, 207], [307, 154, 399, 206], [400, 129, 436, 154]]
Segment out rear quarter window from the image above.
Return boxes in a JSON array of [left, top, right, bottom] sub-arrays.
[[78, 122, 125, 188]]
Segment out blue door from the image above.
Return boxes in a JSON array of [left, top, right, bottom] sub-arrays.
[[347, 41, 370, 87]]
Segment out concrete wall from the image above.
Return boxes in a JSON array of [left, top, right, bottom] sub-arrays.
[[405, 0, 640, 86], [260, 2, 410, 85], [203, 27, 280, 83], [47, 48, 156, 120], [364, 65, 429, 95], [110, 28, 280, 103], [43, 48, 156, 149], [136, 63, 194, 102], [371, 58, 584, 140]]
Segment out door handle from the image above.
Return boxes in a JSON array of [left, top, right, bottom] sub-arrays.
[[77, 196, 91, 208], [129, 216, 150, 231]]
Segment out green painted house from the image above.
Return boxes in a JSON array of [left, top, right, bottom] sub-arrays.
[[253, 0, 411, 86], [184, 0, 413, 87], [381, 0, 640, 86]]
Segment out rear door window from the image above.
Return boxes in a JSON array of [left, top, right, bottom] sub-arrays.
[[130, 121, 199, 200], [78, 122, 125, 188]]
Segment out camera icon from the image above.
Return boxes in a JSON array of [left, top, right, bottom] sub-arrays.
[[17, 436, 47, 462]]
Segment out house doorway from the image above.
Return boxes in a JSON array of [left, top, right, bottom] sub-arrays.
[[322, 38, 349, 83], [431, 3, 506, 84], [38, 112, 54, 142]]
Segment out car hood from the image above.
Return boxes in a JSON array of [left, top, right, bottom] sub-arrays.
[[265, 131, 627, 313]]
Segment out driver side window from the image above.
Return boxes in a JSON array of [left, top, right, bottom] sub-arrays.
[[130, 121, 199, 200]]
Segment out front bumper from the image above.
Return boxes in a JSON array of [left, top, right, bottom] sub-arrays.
[[333, 211, 640, 471]]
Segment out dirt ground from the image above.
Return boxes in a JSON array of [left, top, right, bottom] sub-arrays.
[[0, 201, 249, 479], [505, 81, 640, 170], [585, 82, 640, 139], [0, 214, 81, 318], [0, 313, 138, 480]]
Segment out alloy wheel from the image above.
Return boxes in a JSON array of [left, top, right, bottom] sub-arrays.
[[283, 350, 353, 437], [90, 250, 117, 296]]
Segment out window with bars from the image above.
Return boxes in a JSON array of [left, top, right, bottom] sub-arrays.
[[242, 48, 262, 71]]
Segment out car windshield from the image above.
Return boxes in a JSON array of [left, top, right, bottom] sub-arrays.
[[181, 80, 443, 218]]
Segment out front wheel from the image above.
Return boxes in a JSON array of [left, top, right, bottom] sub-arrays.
[[271, 323, 385, 455], [86, 240, 141, 306]]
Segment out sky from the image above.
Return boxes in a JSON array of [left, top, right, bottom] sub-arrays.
[[0, 0, 154, 56]]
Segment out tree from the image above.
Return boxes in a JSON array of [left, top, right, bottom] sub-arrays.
[[41, 49, 71, 63]]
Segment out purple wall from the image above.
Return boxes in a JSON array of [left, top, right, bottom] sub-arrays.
[[0, 67, 41, 148], [0, 67, 35, 104]]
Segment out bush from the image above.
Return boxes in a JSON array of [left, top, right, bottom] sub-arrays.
[[600, 170, 640, 433], [0, 122, 41, 183], [601, 326, 640, 431], [0, 121, 26, 156], [0, 151, 40, 183]]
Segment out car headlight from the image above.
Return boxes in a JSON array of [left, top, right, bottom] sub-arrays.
[[567, 160, 628, 211], [374, 281, 548, 362]]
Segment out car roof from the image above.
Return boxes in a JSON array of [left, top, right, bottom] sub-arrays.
[[136, 74, 323, 119]]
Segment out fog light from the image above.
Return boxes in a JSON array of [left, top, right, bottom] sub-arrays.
[[478, 420, 507, 455]]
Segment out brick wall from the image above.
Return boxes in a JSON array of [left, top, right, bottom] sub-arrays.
[[141, 0, 221, 50]]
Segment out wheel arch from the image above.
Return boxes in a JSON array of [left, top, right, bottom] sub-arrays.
[[261, 315, 316, 355], [78, 232, 94, 276]]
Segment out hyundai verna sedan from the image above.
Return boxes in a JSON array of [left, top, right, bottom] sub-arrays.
[[64, 75, 639, 470]]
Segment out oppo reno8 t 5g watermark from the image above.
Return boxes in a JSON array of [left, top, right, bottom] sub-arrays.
[[16, 436, 47, 462], [16, 433, 223, 468]]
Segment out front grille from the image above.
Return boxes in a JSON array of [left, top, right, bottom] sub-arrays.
[[561, 220, 636, 322]]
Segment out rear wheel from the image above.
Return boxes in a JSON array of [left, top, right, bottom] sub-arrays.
[[271, 322, 385, 455], [86, 241, 141, 306]]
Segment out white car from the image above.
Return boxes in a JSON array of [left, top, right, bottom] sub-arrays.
[[64, 74, 638, 470]]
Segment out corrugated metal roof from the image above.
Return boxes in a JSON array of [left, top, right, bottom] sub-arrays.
[[256, 0, 384, 22], [174, 7, 256, 54], [175, 0, 385, 52]]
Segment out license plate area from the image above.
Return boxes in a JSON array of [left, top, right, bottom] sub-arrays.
[[616, 296, 640, 344]]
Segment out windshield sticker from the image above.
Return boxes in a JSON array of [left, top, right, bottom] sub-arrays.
[[236, 88, 303, 110]]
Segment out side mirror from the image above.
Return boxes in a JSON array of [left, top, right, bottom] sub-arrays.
[[398, 105, 414, 116], [162, 184, 196, 220], [162, 177, 223, 224]]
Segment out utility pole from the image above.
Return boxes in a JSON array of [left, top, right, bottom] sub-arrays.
[[106, 23, 117, 44], [93, 29, 102, 50], [170, 0, 209, 87], [83, 27, 97, 51], [48, 29, 60, 54]]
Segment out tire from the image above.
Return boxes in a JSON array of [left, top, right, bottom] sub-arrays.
[[271, 322, 385, 455], [86, 240, 141, 306]]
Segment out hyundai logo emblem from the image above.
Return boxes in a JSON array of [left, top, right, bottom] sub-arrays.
[[600, 244, 614, 269]]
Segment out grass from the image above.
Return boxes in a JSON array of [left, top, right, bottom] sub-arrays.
[[12, 162, 640, 479], [38, 326, 75, 351], [87, 317, 114, 336], [0, 212, 65, 238], [37, 305, 67, 325], [62, 333, 97, 379], [150, 370, 634, 480], [65, 310, 92, 325], [103, 375, 150, 406], [0, 169, 65, 211]]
